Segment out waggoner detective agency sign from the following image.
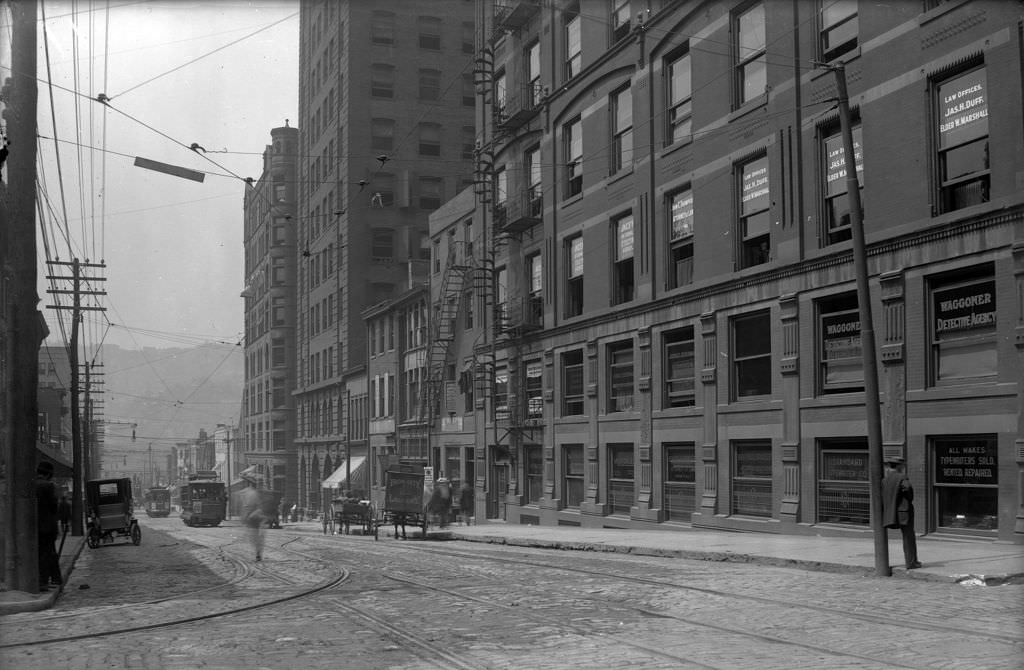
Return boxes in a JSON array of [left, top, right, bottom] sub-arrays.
[[933, 280, 996, 334]]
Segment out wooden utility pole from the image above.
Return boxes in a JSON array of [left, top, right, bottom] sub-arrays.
[[46, 259, 106, 536], [2, 0, 41, 594], [829, 64, 890, 577]]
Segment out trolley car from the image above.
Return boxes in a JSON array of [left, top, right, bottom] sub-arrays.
[[180, 471, 226, 527], [144, 486, 171, 517], [85, 478, 141, 548]]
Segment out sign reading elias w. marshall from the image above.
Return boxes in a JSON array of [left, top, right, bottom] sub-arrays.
[[933, 280, 996, 334]]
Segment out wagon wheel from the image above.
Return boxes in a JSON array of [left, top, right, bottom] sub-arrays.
[[87, 526, 101, 549], [130, 522, 142, 546]]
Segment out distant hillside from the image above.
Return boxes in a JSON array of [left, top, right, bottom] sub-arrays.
[[98, 343, 244, 460]]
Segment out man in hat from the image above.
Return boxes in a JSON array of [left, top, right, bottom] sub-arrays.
[[882, 456, 921, 569], [36, 461, 61, 590], [238, 468, 265, 561]]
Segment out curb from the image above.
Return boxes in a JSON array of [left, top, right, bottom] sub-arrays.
[[443, 531, 1016, 585]]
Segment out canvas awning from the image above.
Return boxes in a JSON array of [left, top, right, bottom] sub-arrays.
[[321, 456, 366, 491]]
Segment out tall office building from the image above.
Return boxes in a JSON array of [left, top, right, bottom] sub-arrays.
[[424, 1, 1023, 542], [241, 124, 299, 499], [293, 1, 476, 511]]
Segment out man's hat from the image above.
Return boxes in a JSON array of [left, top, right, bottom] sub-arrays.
[[885, 455, 905, 465], [37, 461, 54, 475], [238, 465, 259, 483]]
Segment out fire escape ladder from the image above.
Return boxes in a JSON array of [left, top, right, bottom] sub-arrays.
[[417, 246, 473, 426]]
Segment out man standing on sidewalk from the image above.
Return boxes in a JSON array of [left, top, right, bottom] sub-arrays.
[[35, 461, 61, 590], [882, 456, 921, 570]]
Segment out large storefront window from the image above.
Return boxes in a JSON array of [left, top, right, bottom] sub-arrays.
[[930, 270, 996, 383], [563, 444, 584, 507], [933, 435, 998, 532], [663, 443, 695, 521], [817, 442, 869, 525], [524, 445, 543, 504], [732, 440, 772, 517], [608, 443, 634, 515]]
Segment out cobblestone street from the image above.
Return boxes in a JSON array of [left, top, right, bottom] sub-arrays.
[[1, 518, 1021, 669]]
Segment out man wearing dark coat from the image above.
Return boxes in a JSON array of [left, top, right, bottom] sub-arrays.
[[882, 456, 921, 569], [36, 461, 62, 590]]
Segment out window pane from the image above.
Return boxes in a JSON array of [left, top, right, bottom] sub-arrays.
[[670, 190, 694, 239], [938, 68, 988, 149], [741, 157, 770, 215], [942, 138, 988, 181], [741, 56, 767, 104], [738, 4, 765, 56]]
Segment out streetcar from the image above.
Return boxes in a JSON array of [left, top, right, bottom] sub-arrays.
[[180, 470, 226, 527], [144, 486, 172, 517]]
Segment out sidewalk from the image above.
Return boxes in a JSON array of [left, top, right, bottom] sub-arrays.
[[437, 522, 1024, 586], [0, 533, 86, 616]]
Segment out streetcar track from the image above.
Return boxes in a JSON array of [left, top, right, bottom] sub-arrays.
[[0, 537, 348, 649], [294, 533, 1022, 669], [327, 536, 1023, 646]]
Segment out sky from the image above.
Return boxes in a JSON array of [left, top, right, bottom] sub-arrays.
[[33, 0, 300, 352]]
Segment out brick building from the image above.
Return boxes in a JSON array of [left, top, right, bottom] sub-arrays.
[[423, 1, 1022, 542]]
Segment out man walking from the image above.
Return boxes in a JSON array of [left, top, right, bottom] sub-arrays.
[[238, 467, 265, 561], [882, 456, 921, 569], [36, 461, 61, 590]]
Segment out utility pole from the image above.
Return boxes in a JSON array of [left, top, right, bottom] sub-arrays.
[[2, 0, 41, 594], [829, 64, 890, 577], [46, 259, 106, 536]]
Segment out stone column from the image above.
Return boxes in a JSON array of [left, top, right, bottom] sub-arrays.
[[635, 327, 659, 521], [699, 312, 719, 518], [778, 294, 800, 521], [879, 270, 906, 463]]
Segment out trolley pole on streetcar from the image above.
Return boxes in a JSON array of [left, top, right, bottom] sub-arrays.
[[826, 63, 890, 577]]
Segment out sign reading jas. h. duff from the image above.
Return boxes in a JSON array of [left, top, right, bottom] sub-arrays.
[[933, 280, 996, 335]]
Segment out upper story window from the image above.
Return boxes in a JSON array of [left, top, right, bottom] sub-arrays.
[[462, 74, 475, 107], [371, 229, 394, 261], [462, 21, 475, 54], [373, 172, 395, 207], [612, 0, 631, 43], [561, 350, 585, 416], [929, 266, 997, 384], [565, 4, 582, 80], [668, 188, 694, 289], [371, 11, 395, 45], [494, 70, 507, 115], [667, 50, 692, 145], [732, 310, 772, 400], [495, 166, 508, 205], [818, 293, 862, 394], [526, 146, 542, 211], [419, 69, 441, 101], [418, 16, 442, 50], [822, 124, 863, 245], [738, 154, 770, 269], [735, 3, 766, 106], [371, 63, 394, 98], [565, 234, 584, 318], [419, 123, 441, 157], [612, 213, 634, 305], [563, 116, 583, 198], [419, 176, 443, 210], [371, 118, 395, 152], [611, 85, 633, 174], [820, 0, 858, 62], [526, 41, 542, 106], [462, 126, 475, 160], [663, 327, 696, 408], [607, 340, 634, 413], [935, 65, 989, 214]]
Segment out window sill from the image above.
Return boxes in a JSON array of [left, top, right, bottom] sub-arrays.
[[605, 165, 634, 186], [719, 398, 781, 413], [728, 92, 769, 123], [560, 192, 584, 208], [907, 381, 1014, 403], [919, 0, 973, 26], [658, 136, 693, 161]]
